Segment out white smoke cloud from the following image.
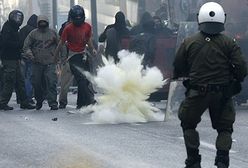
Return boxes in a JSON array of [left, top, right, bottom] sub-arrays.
[[81, 50, 167, 124]]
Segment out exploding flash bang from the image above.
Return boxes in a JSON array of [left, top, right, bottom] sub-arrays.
[[79, 50, 167, 124]]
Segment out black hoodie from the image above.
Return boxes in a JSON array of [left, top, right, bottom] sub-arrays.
[[19, 14, 38, 48], [0, 20, 22, 60], [98, 11, 129, 42], [130, 12, 153, 35], [98, 12, 130, 62]]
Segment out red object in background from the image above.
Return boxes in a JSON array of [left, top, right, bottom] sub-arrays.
[[153, 37, 177, 99]]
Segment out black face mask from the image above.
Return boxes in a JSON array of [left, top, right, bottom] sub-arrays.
[[38, 25, 48, 29], [38, 21, 49, 29]]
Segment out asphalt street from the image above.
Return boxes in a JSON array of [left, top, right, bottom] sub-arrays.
[[0, 93, 248, 168]]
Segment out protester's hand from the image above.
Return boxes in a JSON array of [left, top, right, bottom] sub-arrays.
[[92, 49, 97, 56], [26, 50, 35, 60], [98, 44, 105, 54]]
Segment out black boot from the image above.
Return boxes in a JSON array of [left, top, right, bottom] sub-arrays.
[[20, 103, 35, 110], [50, 105, 58, 110], [59, 103, 66, 109], [36, 102, 43, 110], [185, 148, 201, 168], [0, 104, 14, 111], [215, 150, 229, 168], [215, 162, 228, 168], [185, 155, 201, 168]]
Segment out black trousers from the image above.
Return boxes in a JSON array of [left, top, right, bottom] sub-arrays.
[[178, 89, 235, 159], [32, 63, 58, 107], [0, 60, 28, 105], [69, 54, 94, 107]]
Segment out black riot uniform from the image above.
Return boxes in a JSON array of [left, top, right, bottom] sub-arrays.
[[173, 2, 247, 168]]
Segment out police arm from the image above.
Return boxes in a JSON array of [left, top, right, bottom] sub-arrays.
[[229, 40, 248, 82], [173, 40, 189, 79]]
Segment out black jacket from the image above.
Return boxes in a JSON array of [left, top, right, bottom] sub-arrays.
[[130, 12, 153, 35], [19, 14, 38, 48], [0, 20, 22, 60], [98, 24, 115, 42], [173, 32, 247, 85], [98, 12, 129, 62]]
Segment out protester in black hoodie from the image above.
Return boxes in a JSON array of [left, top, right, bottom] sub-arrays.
[[20, 14, 38, 45], [99, 11, 129, 63], [130, 11, 153, 35], [19, 14, 38, 104], [0, 10, 35, 110]]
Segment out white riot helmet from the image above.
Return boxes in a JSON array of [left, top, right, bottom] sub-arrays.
[[198, 2, 226, 34]]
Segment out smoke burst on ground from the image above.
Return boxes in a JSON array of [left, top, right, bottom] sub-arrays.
[[81, 50, 166, 124]]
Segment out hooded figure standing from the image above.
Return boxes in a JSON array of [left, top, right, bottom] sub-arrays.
[[0, 10, 35, 110], [19, 14, 38, 104], [99, 11, 129, 63], [173, 2, 247, 168], [130, 11, 153, 35], [23, 15, 59, 110]]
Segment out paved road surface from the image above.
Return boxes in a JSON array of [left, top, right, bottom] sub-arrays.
[[0, 94, 247, 168]]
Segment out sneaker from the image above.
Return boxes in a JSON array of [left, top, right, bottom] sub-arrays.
[[36, 102, 43, 110], [59, 104, 66, 109], [20, 103, 35, 110], [215, 150, 229, 168], [50, 105, 58, 110], [0, 104, 14, 111]]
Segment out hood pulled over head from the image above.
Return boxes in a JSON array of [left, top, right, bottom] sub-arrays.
[[37, 15, 49, 30], [27, 14, 38, 28]]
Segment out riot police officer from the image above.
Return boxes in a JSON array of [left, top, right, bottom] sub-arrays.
[[173, 2, 247, 168]]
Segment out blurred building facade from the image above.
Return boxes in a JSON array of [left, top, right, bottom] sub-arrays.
[[0, 0, 247, 38]]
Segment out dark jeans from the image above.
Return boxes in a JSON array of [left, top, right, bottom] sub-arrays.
[[32, 63, 58, 107], [0, 60, 28, 105], [69, 54, 94, 107], [24, 60, 33, 101]]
